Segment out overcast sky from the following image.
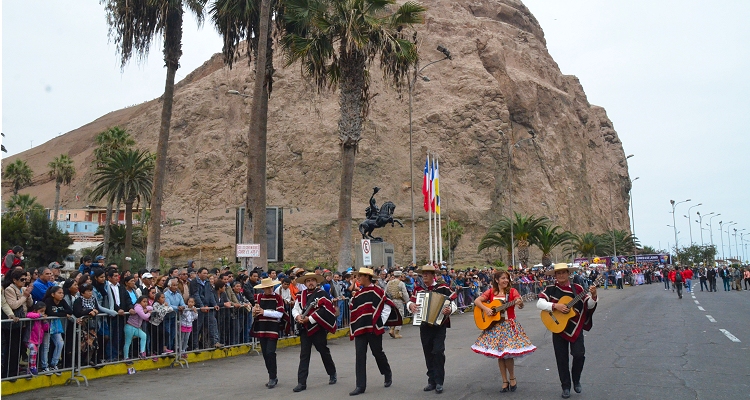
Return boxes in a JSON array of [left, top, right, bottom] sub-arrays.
[[2, 1, 749, 261]]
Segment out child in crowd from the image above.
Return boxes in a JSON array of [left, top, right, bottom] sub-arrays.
[[179, 297, 198, 356], [124, 296, 151, 359], [26, 302, 49, 375]]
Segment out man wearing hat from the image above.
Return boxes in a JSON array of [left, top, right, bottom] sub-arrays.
[[348, 267, 402, 396], [252, 277, 286, 389], [407, 264, 457, 394], [292, 273, 338, 392], [536, 263, 598, 399]]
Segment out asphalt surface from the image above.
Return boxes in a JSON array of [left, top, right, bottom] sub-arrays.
[[11, 282, 750, 400]]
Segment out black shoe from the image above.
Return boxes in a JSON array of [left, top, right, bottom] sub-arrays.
[[562, 388, 571, 398], [573, 382, 582, 393], [424, 383, 436, 391], [501, 381, 509, 392], [384, 373, 392, 387], [293, 384, 306, 392], [435, 384, 444, 394], [266, 378, 278, 389], [349, 387, 366, 396], [329, 374, 337, 385], [509, 378, 517, 392]]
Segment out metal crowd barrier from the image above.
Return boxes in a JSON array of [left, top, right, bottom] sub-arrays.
[[1, 296, 357, 387]]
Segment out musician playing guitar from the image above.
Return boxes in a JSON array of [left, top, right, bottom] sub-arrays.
[[407, 264, 457, 394], [536, 263, 598, 399], [471, 270, 536, 393], [292, 273, 338, 393]]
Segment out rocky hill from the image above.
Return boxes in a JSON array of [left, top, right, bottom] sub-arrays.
[[1, 0, 632, 268]]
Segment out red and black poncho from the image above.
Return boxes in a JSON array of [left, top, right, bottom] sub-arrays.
[[349, 285, 402, 339], [252, 293, 287, 339], [409, 283, 457, 328], [539, 283, 596, 342], [296, 288, 337, 335]]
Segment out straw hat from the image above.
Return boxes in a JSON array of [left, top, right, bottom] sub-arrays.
[[356, 267, 376, 277], [417, 264, 439, 274], [254, 277, 281, 289], [545, 263, 579, 276], [296, 272, 325, 285]]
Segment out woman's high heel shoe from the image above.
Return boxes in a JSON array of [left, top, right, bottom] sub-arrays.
[[509, 378, 517, 392], [501, 381, 509, 392]]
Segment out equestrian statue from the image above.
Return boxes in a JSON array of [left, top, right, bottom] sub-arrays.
[[359, 187, 403, 242]]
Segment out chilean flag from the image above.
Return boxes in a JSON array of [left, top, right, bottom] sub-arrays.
[[422, 156, 430, 212]]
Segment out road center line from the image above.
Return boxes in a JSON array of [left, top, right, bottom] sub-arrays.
[[706, 315, 716, 323], [697, 306, 705, 311], [719, 329, 741, 343], [694, 300, 700, 304]]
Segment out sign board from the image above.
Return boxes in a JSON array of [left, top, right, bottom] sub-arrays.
[[361, 239, 372, 265], [235, 207, 284, 262], [237, 244, 261, 258]]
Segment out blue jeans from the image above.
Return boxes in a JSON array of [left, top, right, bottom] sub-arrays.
[[164, 316, 176, 351], [43, 333, 64, 368], [337, 299, 346, 327], [723, 278, 731, 291], [604, 273, 609, 289], [685, 279, 692, 292]]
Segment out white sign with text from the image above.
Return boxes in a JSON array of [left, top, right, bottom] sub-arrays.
[[361, 239, 372, 265], [237, 244, 261, 258]]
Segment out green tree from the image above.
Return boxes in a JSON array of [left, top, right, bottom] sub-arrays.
[[641, 245, 658, 254], [282, 0, 427, 271], [1, 210, 72, 271], [478, 218, 513, 266], [535, 225, 572, 268], [600, 229, 640, 256], [509, 213, 549, 268], [91, 126, 136, 257], [48, 154, 76, 224], [4, 159, 34, 196], [104, 0, 207, 270], [441, 220, 464, 266], [1, 213, 30, 255], [91, 149, 154, 270], [565, 232, 606, 259], [5, 194, 45, 219], [92, 224, 146, 257], [676, 244, 716, 266]]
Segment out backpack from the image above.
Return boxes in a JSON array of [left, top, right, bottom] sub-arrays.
[[674, 271, 683, 283]]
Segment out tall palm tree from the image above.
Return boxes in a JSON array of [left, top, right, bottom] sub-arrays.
[[91, 149, 154, 270], [91, 126, 136, 257], [4, 159, 34, 196], [5, 194, 44, 219], [478, 218, 513, 266], [600, 229, 640, 256], [94, 224, 145, 258], [103, 0, 207, 270], [209, 0, 283, 270], [565, 232, 605, 259], [535, 225, 572, 268], [509, 213, 549, 268], [283, 0, 427, 270], [48, 154, 76, 224]]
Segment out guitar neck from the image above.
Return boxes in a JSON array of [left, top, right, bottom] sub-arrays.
[[564, 275, 603, 308]]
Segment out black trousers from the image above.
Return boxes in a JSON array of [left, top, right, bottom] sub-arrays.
[[710, 278, 717, 292], [420, 324, 447, 385], [297, 328, 337, 384], [552, 333, 585, 390], [700, 279, 709, 291], [259, 337, 278, 379], [354, 333, 391, 389]]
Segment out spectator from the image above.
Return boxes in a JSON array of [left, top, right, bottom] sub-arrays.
[[42, 286, 73, 374], [124, 296, 151, 360], [147, 291, 174, 356], [2, 246, 24, 275], [2, 269, 33, 378], [179, 298, 198, 356], [25, 302, 49, 375], [31, 267, 56, 302], [164, 279, 186, 353], [73, 284, 102, 365]]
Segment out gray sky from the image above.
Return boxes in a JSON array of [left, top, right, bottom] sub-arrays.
[[2, 1, 749, 261]]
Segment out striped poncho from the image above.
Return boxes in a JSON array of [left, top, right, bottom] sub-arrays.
[[295, 288, 337, 335], [349, 285, 402, 339]]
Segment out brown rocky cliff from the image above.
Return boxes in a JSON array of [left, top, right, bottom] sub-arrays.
[[2, 0, 632, 267]]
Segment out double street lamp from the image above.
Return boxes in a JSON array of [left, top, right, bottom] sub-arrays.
[[719, 220, 733, 260], [695, 211, 714, 246], [725, 222, 737, 259], [669, 199, 691, 251], [608, 154, 634, 261], [708, 213, 721, 246], [734, 228, 745, 261], [408, 45, 452, 265], [686, 203, 702, 245]]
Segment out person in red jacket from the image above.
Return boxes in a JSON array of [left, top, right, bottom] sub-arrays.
[[670, 267, 684, 299], [1, 246, 24, 276], [681, 268, 694, 293]]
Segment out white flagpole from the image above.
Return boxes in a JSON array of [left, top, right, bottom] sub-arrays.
[[438, 157, 443, 264], [427, 154, 433, 264]]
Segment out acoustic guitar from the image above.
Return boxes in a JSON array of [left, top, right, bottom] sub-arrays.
[[473, 292, 537, 330], [540, 275, 603, 333]]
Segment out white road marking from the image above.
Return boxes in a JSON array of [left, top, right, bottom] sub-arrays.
[[719, 329, 741, 343], [694, 300, 700, 304], [697, 306, 705, 311], [706, 315, 716, 323]]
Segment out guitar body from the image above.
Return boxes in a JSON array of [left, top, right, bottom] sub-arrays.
[[473, 299, 506, 330], [539, 295, 577, 333]]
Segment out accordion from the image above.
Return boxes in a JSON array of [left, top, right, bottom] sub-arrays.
[[412, 291, 450, 326]]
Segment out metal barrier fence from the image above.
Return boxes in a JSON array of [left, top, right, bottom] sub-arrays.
[[1, 298, 355, 386]]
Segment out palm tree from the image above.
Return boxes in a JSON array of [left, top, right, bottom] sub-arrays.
[[209, 0, 282, 270], [4, 159, 34, 196], [535, 225, 573, 268], [442, 220, 464, 266], [103, 0, 207, 271], [282, 0, 427, 270], [93, 224, 145, 257], [91, 149, 154, 270], [5, 194, 44, 219], [478, 218, 513, 266], [48, 154, 76, 224], [600, 229, 640, 256], [91, 126, 136, 257], [509, 213, 549, 268], [565, 232, 605, 259]]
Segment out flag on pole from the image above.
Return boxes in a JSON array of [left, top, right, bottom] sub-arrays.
[[434, 159, 440, 215], [422, 156, 430, 212], [430, 159, 436, 212]]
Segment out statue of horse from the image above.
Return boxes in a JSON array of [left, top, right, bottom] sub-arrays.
[[358, 201, 403, 242]]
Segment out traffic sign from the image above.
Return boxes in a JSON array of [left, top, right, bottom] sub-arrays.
[[361, 239, 372, 265]]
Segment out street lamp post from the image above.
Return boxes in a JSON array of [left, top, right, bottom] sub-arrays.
[[695, 211, 713, 247], [734, 228, 745, 262], [505, 131, 536, 268], [719, 220, 732, 260], [408, 45, 452, 265], [629, 177, 639, 254], [726, 222, 737, 259], [686, 203, 702, 245], [708, 213, 721, 246], [608, 155, 634, 263], [669, 199, 691, 251]]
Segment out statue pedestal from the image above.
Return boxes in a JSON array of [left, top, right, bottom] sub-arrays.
[[355, 241, 395, 270]]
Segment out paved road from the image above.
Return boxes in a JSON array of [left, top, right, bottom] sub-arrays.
[[12, 283, 750, 399]]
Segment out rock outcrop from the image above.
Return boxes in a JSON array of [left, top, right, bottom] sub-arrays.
[[2, 0, 632, 267]]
